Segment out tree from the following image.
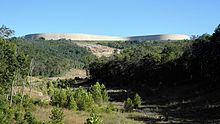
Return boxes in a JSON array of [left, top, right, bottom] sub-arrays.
[[29, 59, 35, 96], [85, 113, 103, 124], [212, 24, 220, 42], [133, 93, 141, 109], [0, 94, 13, 124], [49, 107, 64, 124], [68, 96, 77, 111], [124, 98, 133, 112], [90, 82, 108, 104], [74, 87, 94, 111], [0, 25, 15, 38]]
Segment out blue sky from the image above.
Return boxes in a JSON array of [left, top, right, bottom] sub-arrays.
[[0, 0, 220, 36]]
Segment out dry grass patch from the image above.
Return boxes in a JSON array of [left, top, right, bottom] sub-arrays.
[[33, 105, 146, 124], [33, 106, 89, 124]]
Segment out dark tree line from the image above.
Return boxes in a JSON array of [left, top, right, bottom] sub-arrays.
[[89, 24, 220, 97]]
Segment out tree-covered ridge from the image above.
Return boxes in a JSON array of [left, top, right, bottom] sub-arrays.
[[89, 40, 191, 89], [89, 24, 220, 97], [13, 38, 97, 77], [97, 40, 191, 49]]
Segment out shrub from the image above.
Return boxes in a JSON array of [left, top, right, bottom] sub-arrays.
[[22, 95, 34, 111], [74, 87, 94, 111], [14, 110, 24, 124], [68, 96, 77, 111], [133, 93, 141, 109], [24, 111, 39, 124], [85, 113, 103, 124], [124, 98, 133, 112], [0, 95, 13, 124], [100, 84, 109, 103], [90, 82, 103, 104], [89, 82, 109, 104], [51, 88, 67, 107], [105, 103, 116, 113], [49, 107, 64, 124], [12, 93, 23, 104]]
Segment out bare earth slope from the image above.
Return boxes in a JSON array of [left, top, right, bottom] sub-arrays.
[[76, 42, 118, 57]]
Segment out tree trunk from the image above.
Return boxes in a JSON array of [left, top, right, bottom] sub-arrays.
[[21, 79, 25, 105], [10, 79, 15, 106], [29, 70, 32, 96], [29, 59, 35, 96]]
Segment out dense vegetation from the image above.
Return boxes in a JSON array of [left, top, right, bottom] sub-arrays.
[[97, 40, 191, 49], [47, 81, 109, 112], [89, 24, 220, 98], [89, 40, 190, 90], [13, 38, 97, 77]]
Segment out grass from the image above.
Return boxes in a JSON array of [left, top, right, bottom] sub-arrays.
[[33, 105, 145, 124]]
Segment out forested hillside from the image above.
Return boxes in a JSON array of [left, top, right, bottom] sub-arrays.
[[89, 40, 192, 91], [13, 38, 97, 77], [89, 25, 220, 93], [88, 25, 220, 121]]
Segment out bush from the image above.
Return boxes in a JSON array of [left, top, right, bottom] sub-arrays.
[[74, 87, 94, 111], [124, 98, 133, 112], [68, 96, 77, 111], [51, 88, 67, 107], [105, 103, 116, 113], [100, 84, 109, 103], [12, 93, 23, 104], [85, 113, 103, 124], [89, 82, 109, 104], [22, 95, 34, 111], [133, 93, 141, 109], [14, 110, 24, 124], [49, 107, 64, 124]]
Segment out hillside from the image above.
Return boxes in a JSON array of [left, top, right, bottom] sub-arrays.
[[75, 42, 119, 57], [14, 38, 97, 77]]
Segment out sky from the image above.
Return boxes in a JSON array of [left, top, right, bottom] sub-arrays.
[[0, 0, 220, 37]]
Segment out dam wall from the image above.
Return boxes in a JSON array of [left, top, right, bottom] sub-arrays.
[[24, 33, 190, 41]]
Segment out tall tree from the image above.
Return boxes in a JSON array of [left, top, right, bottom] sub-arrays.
[[0, 25, 15, 38], [212, 24, 220, 42]]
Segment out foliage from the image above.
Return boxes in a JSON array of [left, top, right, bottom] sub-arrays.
[[14, 38, 97, 77], [51, 88, 67, 107], [89, 82, 109, 104], [89, 41, 189, 91], [212, 24, 220, 42], [74, 87, 94, 111], [68, 96, 77, 111], [0, 25, 15, 38], [0, 38, 28, 92], [14, 109, 25, 124], [24, 111, 42, 124], [85, 113, 103, 124], [0, 94, 13, 124], [48, 80, 110, 112], [49, 107, 64, 124], [133, 93, 141, 109], [89, 24, 220, 102], [124, 98, 133, 112], [105, 103, 116, 113]]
